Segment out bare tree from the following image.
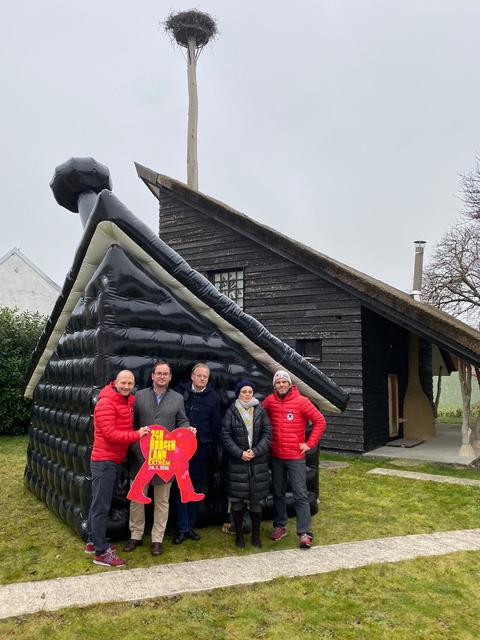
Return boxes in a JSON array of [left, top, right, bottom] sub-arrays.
[[460, 154, 480, 222], [422, 222, 480, 328], [423, 161, 480, 454]]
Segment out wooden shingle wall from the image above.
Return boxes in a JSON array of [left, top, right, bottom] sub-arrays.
[[158, 191, 366, 451]]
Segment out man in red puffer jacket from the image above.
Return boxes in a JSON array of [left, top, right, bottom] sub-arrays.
[[85, 370, 150, 567], [263, 370, 326, 550]]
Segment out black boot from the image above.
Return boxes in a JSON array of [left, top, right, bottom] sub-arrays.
[[232, 509, 245, 548], [251, 511, 262, 548]]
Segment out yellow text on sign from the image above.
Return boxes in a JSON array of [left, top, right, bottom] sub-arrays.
[[147, 430, 176, 467]]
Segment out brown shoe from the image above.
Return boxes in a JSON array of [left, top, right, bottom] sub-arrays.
[[151, 542, 163, 556], [123, 538, 142, 552]]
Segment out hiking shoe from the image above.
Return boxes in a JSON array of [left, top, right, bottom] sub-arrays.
[[93, 547, 125, 567], [299, 533, 313, 549], [270, 527, 287, 541], [84, 542, 117, 554]]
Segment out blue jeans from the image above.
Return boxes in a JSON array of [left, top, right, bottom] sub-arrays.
[[87, 460, 119, 555], [270, 457, 311, 535]]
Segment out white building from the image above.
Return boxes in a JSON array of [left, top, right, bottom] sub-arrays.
[[0, 248, 60, 316]]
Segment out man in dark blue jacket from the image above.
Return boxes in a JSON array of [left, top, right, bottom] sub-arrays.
[[172, 363, 221, 543]]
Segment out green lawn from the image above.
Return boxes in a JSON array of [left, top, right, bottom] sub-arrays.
[[2, 435, 480, 585], [1, 553, 480, 639], [434, 372, 480, 408], [2, 435, 480, 638]]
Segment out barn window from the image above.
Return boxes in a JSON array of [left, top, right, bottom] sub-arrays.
[[295, 338, 322, 363], [208, 269, 244, 309]]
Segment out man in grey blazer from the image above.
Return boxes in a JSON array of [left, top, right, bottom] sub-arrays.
[[124, 360, 192, 556]]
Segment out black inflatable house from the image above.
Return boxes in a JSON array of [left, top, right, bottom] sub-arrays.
[[24, 158, 348, 540]]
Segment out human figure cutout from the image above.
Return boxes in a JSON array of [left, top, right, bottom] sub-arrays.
[[127, 425, 205, 504]]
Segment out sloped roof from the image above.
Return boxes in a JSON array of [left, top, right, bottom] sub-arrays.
[[25, 185, 348, 413], [136, 164, 480, 366], [0, 247, 61, 292]]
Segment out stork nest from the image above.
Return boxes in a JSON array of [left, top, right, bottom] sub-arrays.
[[164, 9, 217, 48]]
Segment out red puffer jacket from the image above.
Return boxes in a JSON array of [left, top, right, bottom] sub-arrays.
[[263, 386, 326, 459], [91, 382, 140, 463]]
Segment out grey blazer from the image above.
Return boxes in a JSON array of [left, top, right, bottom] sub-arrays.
[[129, 387, 190, 482], [133, 387, 190, 431]]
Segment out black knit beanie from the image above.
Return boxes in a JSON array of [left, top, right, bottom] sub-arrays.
[[234, 379, 256, 397]]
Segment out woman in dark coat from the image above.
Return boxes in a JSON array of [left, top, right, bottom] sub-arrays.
[[222, 380, 272, 548]]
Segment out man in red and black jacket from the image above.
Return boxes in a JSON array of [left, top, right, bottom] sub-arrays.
[[263, 370, 326, 549], [85, 370, 150, 567]]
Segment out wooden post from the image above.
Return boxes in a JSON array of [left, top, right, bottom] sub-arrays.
[[433, 365, 443, 418], [472, 366, 480, 448], [164, 10, 217, 192], [458, 359, 474, 456], [186, 36, 199, 191]]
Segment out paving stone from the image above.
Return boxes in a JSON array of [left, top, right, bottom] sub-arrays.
[[388, 459, 425, 467], [368, 467, 480, 487], [319, 461, 351, 469]]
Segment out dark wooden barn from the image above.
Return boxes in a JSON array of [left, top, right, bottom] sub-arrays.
[[136, 164, 480, 453]]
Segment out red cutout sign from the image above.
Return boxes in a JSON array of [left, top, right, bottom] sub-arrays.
[[127, 425, 205, 504]]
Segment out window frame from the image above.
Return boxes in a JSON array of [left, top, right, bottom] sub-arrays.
[[295, 338, 323, 363], [207, 268, 245, 310]]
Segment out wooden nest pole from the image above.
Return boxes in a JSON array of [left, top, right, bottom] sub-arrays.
[[164, 10, 218, 191]]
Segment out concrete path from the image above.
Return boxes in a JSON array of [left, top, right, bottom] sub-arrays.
[[363, 424, 480, 466], [2, 528, 480, 620], [368, 467, 480, 487]]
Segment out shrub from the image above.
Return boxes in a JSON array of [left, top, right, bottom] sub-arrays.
[[437, 407, 463, 419], [0, 307, 45, 435], [437, 405, 480, 420]]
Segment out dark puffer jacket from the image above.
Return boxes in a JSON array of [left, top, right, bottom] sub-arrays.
[[222, 403, 272, 502]]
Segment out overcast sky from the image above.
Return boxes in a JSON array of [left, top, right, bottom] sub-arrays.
[[1, 0, 480, 293]]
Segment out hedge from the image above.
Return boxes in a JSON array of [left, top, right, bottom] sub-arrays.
[[0, 307, 45, 435]]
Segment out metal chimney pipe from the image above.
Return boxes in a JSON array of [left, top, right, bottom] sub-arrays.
[[411, 240, 426, 300]]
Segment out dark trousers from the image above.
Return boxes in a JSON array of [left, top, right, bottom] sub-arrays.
[[87, 460, 119, 555], [173, 443, 211, 532], [271, 457, 311, 535]]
